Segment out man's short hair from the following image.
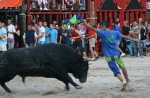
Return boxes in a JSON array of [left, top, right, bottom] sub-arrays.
[[50, 23, 55, 26], [0, 21, 2, 24], [28, 23, 33, 27], [114, 21, 119, 25], [132, 20, 138, 23], [141, 22, 145, 26], [70, 24, 75, 27], [43, 21, 47, 23], [100, 21, 109, 28], [38, 20, 43, 23]]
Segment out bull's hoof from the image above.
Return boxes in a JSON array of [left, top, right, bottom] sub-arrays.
[[6, 91, 12, 93], [64, 86, 70, 91], [75, 85, 82, 89]]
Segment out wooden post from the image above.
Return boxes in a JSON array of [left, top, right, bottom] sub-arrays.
[[19, 0, 26, 47], [90, 0, 95, 25]]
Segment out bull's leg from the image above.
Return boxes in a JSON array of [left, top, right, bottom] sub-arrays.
[[0, 83, 12, 93], [0, 74, 16, 93], [56, 73, 82, 90], [64, 76, 82, 89], [64, 82, 69, 91]]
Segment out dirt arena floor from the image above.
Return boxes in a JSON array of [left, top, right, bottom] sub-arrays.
[[0, 55, 150, 98]]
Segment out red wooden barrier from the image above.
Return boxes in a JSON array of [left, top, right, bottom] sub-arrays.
[[94, 0, 147, 55]]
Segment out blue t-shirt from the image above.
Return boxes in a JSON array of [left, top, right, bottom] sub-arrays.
[[0, 27, 7, 44], [49, 29, 58, 43], [97, 30, 122, 57], [45, 27, 50, 43], [114, 25, 121, 33], [63, 29, 70, 45]]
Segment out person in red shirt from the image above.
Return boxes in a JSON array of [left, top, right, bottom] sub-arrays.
[[70, 24, 87, 58], [87, 25, 99, 60]]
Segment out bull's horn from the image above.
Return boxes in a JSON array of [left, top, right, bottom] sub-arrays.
[[83, 58, 92, 62]]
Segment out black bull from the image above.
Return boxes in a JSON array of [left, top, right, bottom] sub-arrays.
[[0, 44, 89, 93]]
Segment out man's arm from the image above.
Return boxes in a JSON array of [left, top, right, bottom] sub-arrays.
[[37, 32, 44, 38], [59, 36, 62, 44], [34, 32, 37, 45], [62, 33, 67, 37], [7, 26, 16, 34], [55, 30, 58, 43], [128, 31, 132, 36], [122, 35, 139, 42], [133, 31, 139, 35], [55, 34, 58, 43], [87, 35, 95, 39], [7, 31, 16, 34], [146, 33, 149, 42], [72, 30, 82, 39], [22, 33, 26, 46], [16, 30, 20, 36], [83, 20, 97, 33], [23, 38, 26, 46]]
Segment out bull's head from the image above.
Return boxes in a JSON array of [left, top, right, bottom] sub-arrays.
[[73, 58, 89, 83]]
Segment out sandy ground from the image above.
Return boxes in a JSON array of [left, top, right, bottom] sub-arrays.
[[0, 55, 150, 98]]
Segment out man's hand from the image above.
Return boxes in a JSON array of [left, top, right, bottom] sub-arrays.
[[83, 19, 87, 24], [129, 31, 133, 35], [1, 34, 5, 39], [133, 39, 140, 42]]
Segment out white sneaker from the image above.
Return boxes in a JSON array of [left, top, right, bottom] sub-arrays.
[[91, 58, 96, 61], [121, 81, 127, 91], [121, 53, 126, 57], [40, 7, 42, 10], [140, 55, 143, 58], [127, 79, 131, 85], [44, 8, 49, 10]]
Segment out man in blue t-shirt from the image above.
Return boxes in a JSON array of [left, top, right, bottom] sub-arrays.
[[43, 21, 50, 43], [83, 20, 139, 91], [0, 21, 7, 51], [49, 23, 58, 43]]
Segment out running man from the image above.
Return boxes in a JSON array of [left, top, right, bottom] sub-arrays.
[[83, 20, 139, 91]]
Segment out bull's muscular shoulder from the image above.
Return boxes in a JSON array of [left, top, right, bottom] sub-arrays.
[[1, 43, 81, 62]]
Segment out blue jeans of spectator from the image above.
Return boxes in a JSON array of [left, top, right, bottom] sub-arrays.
[[38, 41, 45, 45], [8, 40, 14, 49], [131, 41, 142, 56], [126, 40, 133, 56], [82, 39, 87, 50], [80, 0, 86, 9]]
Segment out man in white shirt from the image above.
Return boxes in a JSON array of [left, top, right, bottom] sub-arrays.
[[7, 19, 16, 49], [0, 21, 7, 51], [37, 21, 45, 45]]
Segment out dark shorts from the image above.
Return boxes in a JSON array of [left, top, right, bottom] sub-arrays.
[[56, 0, 61, 4], [72, 41, 85, 53], [105, 55, 125, 76]]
